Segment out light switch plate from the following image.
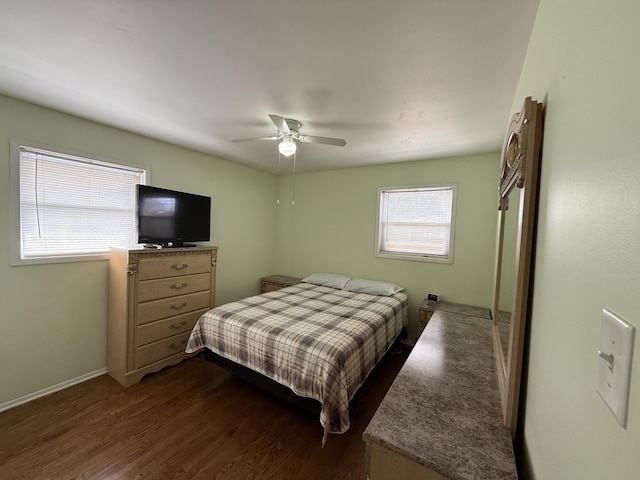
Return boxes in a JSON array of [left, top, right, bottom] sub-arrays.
[[596, 309, 635, 428]]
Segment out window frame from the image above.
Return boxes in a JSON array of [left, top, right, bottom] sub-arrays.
[[375, 184, 457, 264], [10, 138, 150, 265]]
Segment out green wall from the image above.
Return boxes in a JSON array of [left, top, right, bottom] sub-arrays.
[[6, 3, 640, 476], [0, 95, 278, 406], [512, 1, 640, 478], [0, 96, 501, 411], [275, 153, 500, 341]]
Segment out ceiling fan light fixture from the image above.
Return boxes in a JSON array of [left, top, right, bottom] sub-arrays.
[[278, 138, 297, 157]]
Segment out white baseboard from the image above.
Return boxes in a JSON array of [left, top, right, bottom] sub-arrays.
[[0, 368, 108, 413]]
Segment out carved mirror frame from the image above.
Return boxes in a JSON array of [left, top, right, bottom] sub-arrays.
[[492, 97, 543, 438]]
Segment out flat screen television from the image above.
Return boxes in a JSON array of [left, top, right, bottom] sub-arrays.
[[136, 184, 211, 248]]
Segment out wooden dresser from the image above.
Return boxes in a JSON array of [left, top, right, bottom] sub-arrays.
[[107, 246, 218, 386]]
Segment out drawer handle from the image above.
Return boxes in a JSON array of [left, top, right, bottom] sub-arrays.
[[168, 340, 187, 349], [169, 321, 188, 330], [170, 282, 188, 290], [169, 302, 187, 310], [170, 263, 189, 271]]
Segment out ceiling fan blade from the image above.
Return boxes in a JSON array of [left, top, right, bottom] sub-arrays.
[[269, 114, 290, 133], [299, 134, 346, 147], [231, 135, 279, 143]]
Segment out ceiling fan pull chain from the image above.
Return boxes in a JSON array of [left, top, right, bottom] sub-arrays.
[[292, 152, 296, 205], [277, 152, 281, 204]]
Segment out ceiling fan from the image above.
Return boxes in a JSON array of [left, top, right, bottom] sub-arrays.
[[231, 114, 347, 157]]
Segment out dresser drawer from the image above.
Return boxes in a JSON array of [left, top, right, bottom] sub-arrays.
[[137, 273, 210, 303], [263, 282, 284, 293], [136, 309, 206, 346], [135, 332, 191, 369], [137, 254, 211, 281], [137, 291, 210, 325]]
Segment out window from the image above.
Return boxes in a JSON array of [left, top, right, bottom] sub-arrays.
[[11, 140, 148, 265], [376, 185, 456, 263]]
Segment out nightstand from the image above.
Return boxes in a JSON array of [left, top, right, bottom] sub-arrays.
[[260, 275, 303, 293], [418, 300, 437, 331]]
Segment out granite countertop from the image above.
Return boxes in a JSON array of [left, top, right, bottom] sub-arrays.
[[422, 301, 492, 320], [363, 309, 517, 480]]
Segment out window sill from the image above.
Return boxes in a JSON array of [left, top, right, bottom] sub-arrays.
[[11, 252, 110, 266], [375, 251, 453, 264]]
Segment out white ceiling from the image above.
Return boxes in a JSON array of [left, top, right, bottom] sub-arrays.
[[0, 0, 539, 174]]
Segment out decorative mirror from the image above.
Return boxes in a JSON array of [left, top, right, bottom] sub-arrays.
[[492, 97, 543, 438]]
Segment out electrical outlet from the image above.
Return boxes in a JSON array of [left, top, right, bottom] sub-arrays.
[[427, 293, 440, 302]]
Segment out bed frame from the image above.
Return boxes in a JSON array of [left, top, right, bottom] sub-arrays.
[[203, 327, 407, 417], [203, 348, 322, 416]]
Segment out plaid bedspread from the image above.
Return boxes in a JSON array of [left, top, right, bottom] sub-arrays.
[[185, 282, 408, 438]]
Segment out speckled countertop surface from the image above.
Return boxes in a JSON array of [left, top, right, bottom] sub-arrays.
[[423, 301, 492, 320], [363, 309, 517, 480]]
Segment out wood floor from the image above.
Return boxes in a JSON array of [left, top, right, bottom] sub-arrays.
[[0, 347, 409, 480]]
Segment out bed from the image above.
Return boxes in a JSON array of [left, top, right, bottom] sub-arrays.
[[185, 273, 408, 442]]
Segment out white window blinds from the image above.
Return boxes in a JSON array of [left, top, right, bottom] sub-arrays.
[[377, 186, 455, 262], [17, 145, 146, 261]]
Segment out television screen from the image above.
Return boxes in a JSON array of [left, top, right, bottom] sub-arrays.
[[136, 185, 211, 247]]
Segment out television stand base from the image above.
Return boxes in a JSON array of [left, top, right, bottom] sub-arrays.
[[142, 243, 196, 249]]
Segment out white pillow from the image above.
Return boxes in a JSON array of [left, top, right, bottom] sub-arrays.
[[343, 278, 404, 296], [302, 272, 351, 290]]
